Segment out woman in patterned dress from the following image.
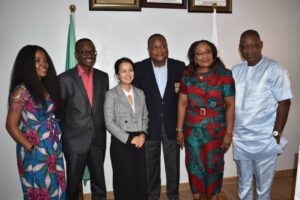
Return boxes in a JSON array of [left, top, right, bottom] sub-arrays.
[[5, 45, 66, 200], [177, 40, 235, 200]]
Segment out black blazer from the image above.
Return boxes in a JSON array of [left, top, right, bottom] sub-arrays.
[[133, 58, 185, 140], [59, 66, 109, 153]]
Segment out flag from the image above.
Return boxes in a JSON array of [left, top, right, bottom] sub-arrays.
[[210, 7, 219, 50], [65, 10, 90, 186], [65, 13, 77, 70], [294, 146, 300, 199], [82, 167, 90, 186]]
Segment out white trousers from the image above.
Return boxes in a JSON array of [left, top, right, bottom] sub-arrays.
[[236, 155, 277, 200]]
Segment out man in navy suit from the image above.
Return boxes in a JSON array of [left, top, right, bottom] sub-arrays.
[[133, 34, 185, 200], [59, 38, 109, 200]]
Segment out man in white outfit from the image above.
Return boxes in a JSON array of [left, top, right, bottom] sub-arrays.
[[232, 29, 292, 200]]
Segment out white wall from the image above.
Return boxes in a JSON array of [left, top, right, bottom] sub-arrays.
[[1, 0, 300, 199]]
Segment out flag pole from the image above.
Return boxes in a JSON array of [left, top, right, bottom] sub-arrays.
[[212, 2, 217, 10], [65, 4, 77, 70], [67, 6, 84, 200], [70, 4, 76, 26], [210, 3, 219, 55], [67, 5, 90, 199]]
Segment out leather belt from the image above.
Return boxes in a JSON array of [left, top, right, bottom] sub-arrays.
[[188, 107, 211, 116]]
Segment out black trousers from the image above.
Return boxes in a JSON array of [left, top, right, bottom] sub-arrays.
[[110, 132, 147, 200], [146, 124, 180, 200], [64, 144, 106, 200]]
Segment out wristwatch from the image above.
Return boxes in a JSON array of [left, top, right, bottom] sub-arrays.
[[272, 130, 279, 137]]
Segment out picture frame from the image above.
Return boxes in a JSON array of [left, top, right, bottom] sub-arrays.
[[188, 0, 232, 13], [89, 0, 141, 11], [142, 0, 186, 9]]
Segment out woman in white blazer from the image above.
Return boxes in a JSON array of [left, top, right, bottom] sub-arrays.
[[104, 57, 148, 200]]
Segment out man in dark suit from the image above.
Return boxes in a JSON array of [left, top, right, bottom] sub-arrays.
[[133, 34, 185, 200], [59, 38, 109, 200]]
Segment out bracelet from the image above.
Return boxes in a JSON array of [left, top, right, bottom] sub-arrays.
[[176, 128, 184, 131]]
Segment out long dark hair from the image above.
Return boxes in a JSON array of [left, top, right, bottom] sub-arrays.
[[187, 40, 223, 74], [9, 45, 61, 114]]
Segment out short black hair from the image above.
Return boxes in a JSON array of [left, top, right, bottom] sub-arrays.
[[240, 29, 261, 41], [75, 38, 94, 52], [114, 57, 134, 75], [147, 33, 167, 47]]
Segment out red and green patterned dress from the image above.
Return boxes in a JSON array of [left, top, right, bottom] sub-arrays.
[[179, 63, 235, 197]]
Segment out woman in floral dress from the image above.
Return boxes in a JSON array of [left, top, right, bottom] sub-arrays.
[[6, 45, 66, 200], [177, 40, 235, 200]]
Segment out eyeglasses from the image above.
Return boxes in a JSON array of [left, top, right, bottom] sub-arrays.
[[78, 50, 97, 56]]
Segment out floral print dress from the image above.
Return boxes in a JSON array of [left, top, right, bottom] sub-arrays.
[[10, 84, 66, 200]]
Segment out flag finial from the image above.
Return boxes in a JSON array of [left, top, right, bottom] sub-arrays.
[[69, 4, 76, 13], [212, 3, 217, 9]]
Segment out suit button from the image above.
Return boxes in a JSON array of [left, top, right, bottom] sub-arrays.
[[162, 101, 164, 104], [125, 120, 128, 123], [161, 114, 163, 117]]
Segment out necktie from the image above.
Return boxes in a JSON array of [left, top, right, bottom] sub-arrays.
[[128, 95, 133, 106]]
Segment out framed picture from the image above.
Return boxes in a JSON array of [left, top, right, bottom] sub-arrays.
[[188, 0, 232, 13], [89, 0, 141, 11], [142, 0, 186, 9]]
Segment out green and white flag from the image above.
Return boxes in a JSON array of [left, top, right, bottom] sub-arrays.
[[65, 13, 77, 70], [65, 11, 90, 186]]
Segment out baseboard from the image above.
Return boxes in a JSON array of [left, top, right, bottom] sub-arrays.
[[84, 168, 296, 199], [273, 168, 296, 178], [222, 168, 296, 185]]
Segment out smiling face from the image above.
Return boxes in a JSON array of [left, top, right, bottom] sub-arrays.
[[117, 61, 134, 86], [148, 36, 168, 67], [194, 42, 214, 69], [35, 49, 48, 79], [75, 40, 96, 72], [239, 34, 263, 66]]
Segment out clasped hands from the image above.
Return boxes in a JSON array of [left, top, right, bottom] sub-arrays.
[[131, 133, 146, 148]]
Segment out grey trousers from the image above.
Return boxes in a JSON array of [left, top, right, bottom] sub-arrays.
[[145, 124, 180, 200]]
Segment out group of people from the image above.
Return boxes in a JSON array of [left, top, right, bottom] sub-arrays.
[[5, 29, 292, 200]]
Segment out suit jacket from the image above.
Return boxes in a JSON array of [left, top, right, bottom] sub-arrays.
[[104, 84, 148, 144], [59, 66, 109, 153], [133, 58, 185, 140]]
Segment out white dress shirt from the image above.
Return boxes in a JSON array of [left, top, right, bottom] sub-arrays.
[[232, 56, 293, 160], [152, 60, 168, 98], [122, 87, 135, 113]]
